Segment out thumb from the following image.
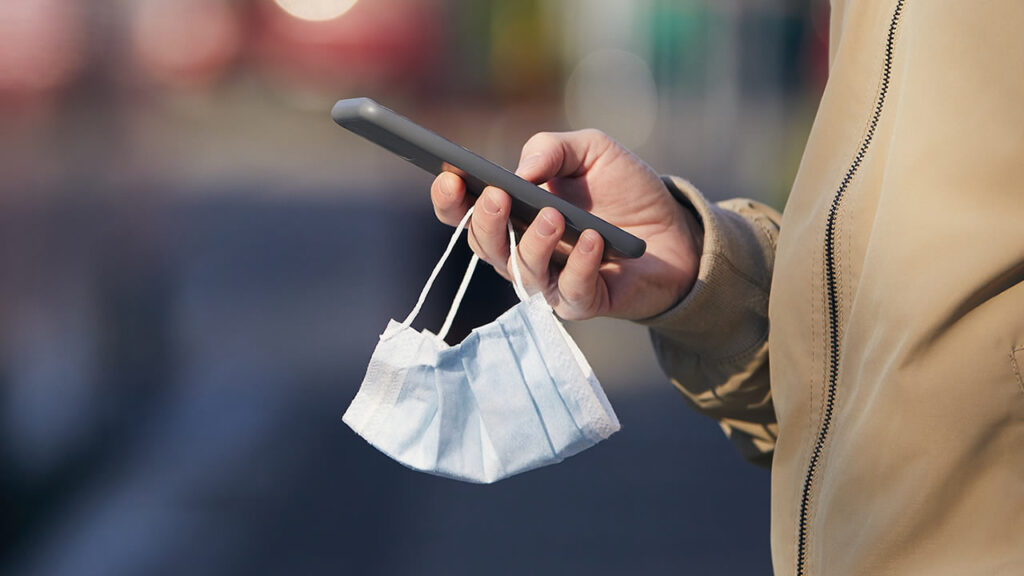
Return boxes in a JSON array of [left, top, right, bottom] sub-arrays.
[[513, 151, 553, 183], [514, 131, 592, 184]]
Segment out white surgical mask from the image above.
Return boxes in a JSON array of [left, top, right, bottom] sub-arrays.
[[344, 207, 620, 483]]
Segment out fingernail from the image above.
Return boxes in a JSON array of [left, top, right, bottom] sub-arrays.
[[482, 193, 500, 215], [579, 231, 597, 254], [535, 211, 557, 237], [441, 175, 456, 199], [515, 154, 542, 176]]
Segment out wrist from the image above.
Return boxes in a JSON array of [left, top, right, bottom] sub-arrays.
[[678, 197, 704, 255], [668, 190, 704, 305]]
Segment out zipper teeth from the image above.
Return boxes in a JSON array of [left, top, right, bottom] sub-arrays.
[[795, 1, 906, 574]]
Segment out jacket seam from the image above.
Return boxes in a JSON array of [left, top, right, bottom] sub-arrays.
[[753, 216, 778, 252], [1011, 346, 1024, 396], [728, 200, 779, 253]]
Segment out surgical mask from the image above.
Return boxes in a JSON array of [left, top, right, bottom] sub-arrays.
[[343, 207, 620, 484]]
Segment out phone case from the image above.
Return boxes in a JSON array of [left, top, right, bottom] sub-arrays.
[[332, 98, 646, 260]]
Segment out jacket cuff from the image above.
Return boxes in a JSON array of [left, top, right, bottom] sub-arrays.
[[636, 176, 777, 364]]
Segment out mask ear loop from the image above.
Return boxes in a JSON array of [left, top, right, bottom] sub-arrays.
[[401, 207, 475, 331], [399, 207, 530, 340], [437, 218, 529, 339], [436, 253, 478, 341], [506, 220, 530, 301]]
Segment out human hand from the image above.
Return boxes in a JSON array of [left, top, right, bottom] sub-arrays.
[[430, 129, 702, 321]]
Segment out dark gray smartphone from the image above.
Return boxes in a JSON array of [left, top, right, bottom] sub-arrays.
[[331, 97, 646, 260]]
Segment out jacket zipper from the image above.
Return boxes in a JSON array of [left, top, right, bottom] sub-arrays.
[[795, 1, 906, 574]]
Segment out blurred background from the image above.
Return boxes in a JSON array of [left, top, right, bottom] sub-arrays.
[[0, 0, 829, 574]]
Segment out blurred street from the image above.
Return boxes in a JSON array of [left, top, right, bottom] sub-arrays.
[[1, 198, 771, 575], [1, 0, 826, 573]]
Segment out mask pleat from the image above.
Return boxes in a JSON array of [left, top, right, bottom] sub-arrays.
[[520, 296, 620, 443], [432, 334, 487, 482], [460, 321, 556, 481], [500, 303, 592, 459]]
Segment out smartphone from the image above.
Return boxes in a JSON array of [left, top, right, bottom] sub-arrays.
[[331, 97, 646, 260]]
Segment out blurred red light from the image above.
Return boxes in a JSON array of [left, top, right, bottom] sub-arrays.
[[0, 0, 84, 96], [253, 0, 443, 91], [130, 0, 242, 88]]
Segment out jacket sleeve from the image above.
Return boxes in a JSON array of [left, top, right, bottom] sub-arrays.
[[636, 176, 780, 468]]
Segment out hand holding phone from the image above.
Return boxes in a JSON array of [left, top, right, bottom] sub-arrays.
[[333, 98, 702, 321], [331, 98, 644, 260]]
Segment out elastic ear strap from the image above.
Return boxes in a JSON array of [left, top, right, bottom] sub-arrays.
[[437, 253, 478, 341], [440, 221, 527, 338], [507, 221, 529, 301], [402, 207, 475, 329]]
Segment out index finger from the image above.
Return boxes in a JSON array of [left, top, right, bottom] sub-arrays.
[[430, 171, 472, 227]]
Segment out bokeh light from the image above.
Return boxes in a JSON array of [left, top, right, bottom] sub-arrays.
[[564, 49, 658, 150], [131, 0, 242, 87], [272, 0, 359, 22], [0, 0, 84, 97]]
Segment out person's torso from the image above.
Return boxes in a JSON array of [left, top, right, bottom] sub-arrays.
[[769, 1, 1024, 573]]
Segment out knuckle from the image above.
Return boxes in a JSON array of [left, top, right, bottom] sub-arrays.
[[523, 131, 560, 155], [556, 307, 587, 322], [471, 213, 496, 236], [526, 131, 556, 146], [560, 281, 590, 305], [468, 225, 492, 254], [579, 128, 617, 151], [513, 246, 543, 278], [470, 240, 506, 273], [481, 227, 510, 255]]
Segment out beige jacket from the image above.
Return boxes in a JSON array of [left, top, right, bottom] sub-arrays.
[[642, 1, 1024, 574]]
